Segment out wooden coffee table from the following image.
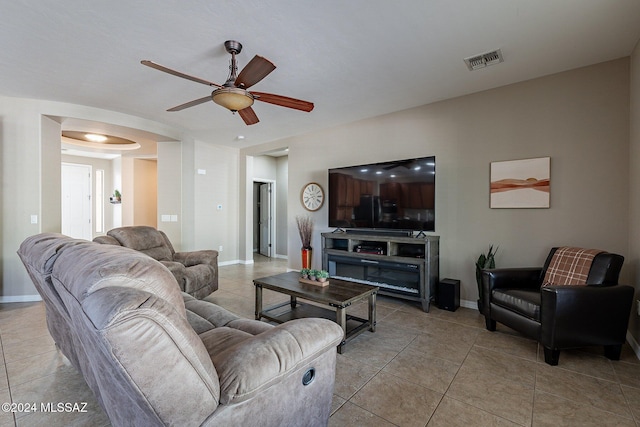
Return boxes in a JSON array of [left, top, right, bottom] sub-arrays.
[[253, 271, 378, 353]]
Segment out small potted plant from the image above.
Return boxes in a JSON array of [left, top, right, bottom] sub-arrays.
[[316, 270, 329, 283], [308, 269, 318, 281], [300, 268, 310, 279], [475, 245, 497, 312], [110, 189, 122, 204]]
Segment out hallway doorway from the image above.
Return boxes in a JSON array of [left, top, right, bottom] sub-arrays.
[[254, 180, 275, 258]]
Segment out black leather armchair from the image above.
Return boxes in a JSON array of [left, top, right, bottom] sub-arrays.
[[482, 248, 633, 365]]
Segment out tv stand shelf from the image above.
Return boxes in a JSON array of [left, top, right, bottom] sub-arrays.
[[322, 231, 439, 312]]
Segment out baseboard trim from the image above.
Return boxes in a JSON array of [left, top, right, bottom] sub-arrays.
[[219, 260, 245, 266], [459, 299, 478, 310], [627, 331, 640, 361], [0, 295, 42, 303]]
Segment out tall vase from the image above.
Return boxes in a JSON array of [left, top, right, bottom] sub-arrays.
[[301, 248, 312, 269]]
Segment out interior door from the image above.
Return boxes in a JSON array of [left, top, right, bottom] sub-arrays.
[[62, 163, 92, 240], [259, 183, 272, 257]]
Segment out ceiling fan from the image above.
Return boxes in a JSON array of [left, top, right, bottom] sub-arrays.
[[141, 40, 314, 125]]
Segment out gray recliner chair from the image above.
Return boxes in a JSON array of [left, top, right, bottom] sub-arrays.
[[94, 226, 218, 299]]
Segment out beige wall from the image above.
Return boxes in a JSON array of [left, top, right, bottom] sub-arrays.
[[121, 157, 134, 225], [276, 156, 289, 257], [157, 141, 182, 250], [1, 97, 48, 300], [628, 40, 640, 347], [188, 140, 240, 263], [244, 58, 631, 308], [41, 116, 62, 233], [132, 158, 157, 227]]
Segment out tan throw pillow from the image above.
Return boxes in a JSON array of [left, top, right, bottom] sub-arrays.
[[542, 247, 603, 287]]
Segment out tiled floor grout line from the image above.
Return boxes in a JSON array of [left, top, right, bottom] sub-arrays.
[[438, 328, 533, 427], [421, 331, 472, 427], [0, 333, 18, 427]]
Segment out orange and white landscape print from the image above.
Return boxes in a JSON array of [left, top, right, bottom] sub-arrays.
[[490, 157, 550, 208]]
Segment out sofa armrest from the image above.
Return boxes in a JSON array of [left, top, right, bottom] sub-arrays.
[[540, 284, 634, 348], [211, 318, 343, 405], [482, 268, 543, 291], [173, 250, 219, 267]]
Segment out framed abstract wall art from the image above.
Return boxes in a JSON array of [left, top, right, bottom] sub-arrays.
[[490, 157, 550, 208]]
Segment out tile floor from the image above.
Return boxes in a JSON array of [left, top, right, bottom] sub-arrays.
[[0, 255, 639, 426]]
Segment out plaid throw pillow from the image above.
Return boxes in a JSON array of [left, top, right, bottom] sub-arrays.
[[542, 247, 603, 287]]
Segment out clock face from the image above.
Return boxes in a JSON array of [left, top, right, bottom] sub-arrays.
[[301, 182, 324, 211]]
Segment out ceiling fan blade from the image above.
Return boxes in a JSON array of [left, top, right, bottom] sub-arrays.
[[251, 91, 314, 112], [167, 96, 212, 112], [141, 60, 222, 88], [235, 56, 276, 89], [238, 106, 260, 125]]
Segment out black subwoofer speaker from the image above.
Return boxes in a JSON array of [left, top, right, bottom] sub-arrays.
[[438, 278, 460, 311]]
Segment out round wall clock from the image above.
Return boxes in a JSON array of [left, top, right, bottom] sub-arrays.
[[301, 182, 324, 211]]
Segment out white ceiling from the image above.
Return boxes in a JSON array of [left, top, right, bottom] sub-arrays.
[[2, 1, 639, 151]]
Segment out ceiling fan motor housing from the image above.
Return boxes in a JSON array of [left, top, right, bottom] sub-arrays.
[[224, 40, 242, 54]]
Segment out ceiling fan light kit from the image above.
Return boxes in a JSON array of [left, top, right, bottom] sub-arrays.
[[211, 87, 254, 112], [141, 40, 313, 126]]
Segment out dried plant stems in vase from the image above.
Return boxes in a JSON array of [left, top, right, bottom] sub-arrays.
[[296, 215, 314, 269]]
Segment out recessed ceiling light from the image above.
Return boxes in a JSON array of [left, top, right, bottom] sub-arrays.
[[236, 135, 245, 140], [62, 131, 140, 151], [85, 133, 107, 143]]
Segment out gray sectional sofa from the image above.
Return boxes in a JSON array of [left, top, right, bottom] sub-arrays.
[[18, 233, 343, 427]]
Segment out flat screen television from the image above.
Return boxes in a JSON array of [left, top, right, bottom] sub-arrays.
[[328, 156, 435, 232]]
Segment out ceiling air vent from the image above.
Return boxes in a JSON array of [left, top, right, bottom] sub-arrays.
[[463, 49, 503, 71]]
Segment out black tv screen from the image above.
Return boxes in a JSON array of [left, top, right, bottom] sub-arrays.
[[328, 156, 435, 232]]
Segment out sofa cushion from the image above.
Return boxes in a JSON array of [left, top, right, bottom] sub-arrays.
[[183, 294, 243, 329], [491, 288, 541, 321], [108, 226, 174, 261], [182, 293, 274, 336], [542, 247, 603, 286], [200, 327, 254, 352]]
